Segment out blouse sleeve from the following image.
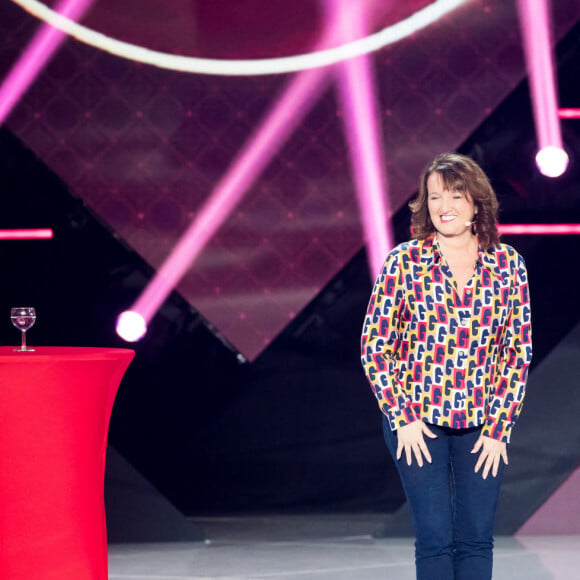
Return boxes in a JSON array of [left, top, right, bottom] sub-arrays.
[[481, 252, 532, 443], [361, 251, 418, 431]]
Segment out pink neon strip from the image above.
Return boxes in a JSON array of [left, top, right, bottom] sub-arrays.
[[499, 224, 580, 235], [516, 0, 563, 150], [334, 0, 393, 277], [0, 0, 94, 126], [0, 228, 53, 239], [558, 108, 580, 119]]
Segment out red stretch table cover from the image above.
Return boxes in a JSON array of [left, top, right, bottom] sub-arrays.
[[0, 347, 135, 580]]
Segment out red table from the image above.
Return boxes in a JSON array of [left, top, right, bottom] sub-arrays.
[[0, 347, 135, 580]]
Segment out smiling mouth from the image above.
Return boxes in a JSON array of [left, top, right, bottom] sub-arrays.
[[440, 215, 456, 222]]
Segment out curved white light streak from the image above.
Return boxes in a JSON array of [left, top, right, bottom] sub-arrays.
[[10, 0, 470, 76]]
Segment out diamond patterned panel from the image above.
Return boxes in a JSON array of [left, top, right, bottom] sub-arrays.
[[1, 0, 579, 359]]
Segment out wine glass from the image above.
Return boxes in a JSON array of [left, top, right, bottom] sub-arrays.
[[11, 307, 36, 352]]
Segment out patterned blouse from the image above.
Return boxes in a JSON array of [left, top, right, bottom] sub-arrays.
[[361, 235, 532, 443]]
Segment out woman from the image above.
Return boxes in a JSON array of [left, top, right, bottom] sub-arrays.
[[361, 153, 532, 579]]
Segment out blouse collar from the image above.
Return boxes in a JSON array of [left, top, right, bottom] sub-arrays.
[[421, 234, 504, 280]]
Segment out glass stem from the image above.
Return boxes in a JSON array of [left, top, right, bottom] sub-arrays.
[[21, 330, 27, 350]]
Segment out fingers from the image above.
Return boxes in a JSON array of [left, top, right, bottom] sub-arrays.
[[405, 443, 413, 467], [394, 422, 433, 467], [421, 424, 438, 439], [491, 454, 501, 478], [418, 438, 432, 464], [402, 441, 425, 467], [501, 446, 509, 466], [476, 450, 495, 479], [471, 437, 483, 454], [482, 453, 494, 479], [474, 438, 507, 479], [484, 452, 503, 479], [474, 451, 485, 474], [395, 427, 507, 478], [412, 443, 424, 467]]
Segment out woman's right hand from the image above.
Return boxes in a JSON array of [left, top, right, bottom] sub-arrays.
[[396, 421, 438, 467]]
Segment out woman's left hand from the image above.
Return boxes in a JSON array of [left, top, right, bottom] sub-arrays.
[[471, 435, 508, 479]]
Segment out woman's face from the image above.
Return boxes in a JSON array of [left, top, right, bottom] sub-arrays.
[[426, 171, 477, 239]]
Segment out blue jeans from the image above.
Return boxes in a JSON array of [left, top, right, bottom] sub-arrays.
[[383, 418, 504, 580]]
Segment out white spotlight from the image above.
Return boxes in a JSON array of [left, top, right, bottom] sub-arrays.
[[535, 146, 569, 178], [116, 310, 147, 342]]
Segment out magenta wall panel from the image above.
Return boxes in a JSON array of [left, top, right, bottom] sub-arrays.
[[517, 465, 580, 535]]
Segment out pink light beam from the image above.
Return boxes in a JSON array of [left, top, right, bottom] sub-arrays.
[[130, 71, 329, 324], [0, 228, 53, 239], [0, 0, 94, 126], [499, 224, 580, 235], [119, 38, 342, 340], [332, 0, 393, 277], [117, 2, 464, 342], [516, 0, 568, 178]]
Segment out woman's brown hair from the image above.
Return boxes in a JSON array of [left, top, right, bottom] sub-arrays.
[[409, 153, 500, 250]]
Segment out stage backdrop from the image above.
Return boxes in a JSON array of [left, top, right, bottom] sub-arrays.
[[1, 0, 580, 359]]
